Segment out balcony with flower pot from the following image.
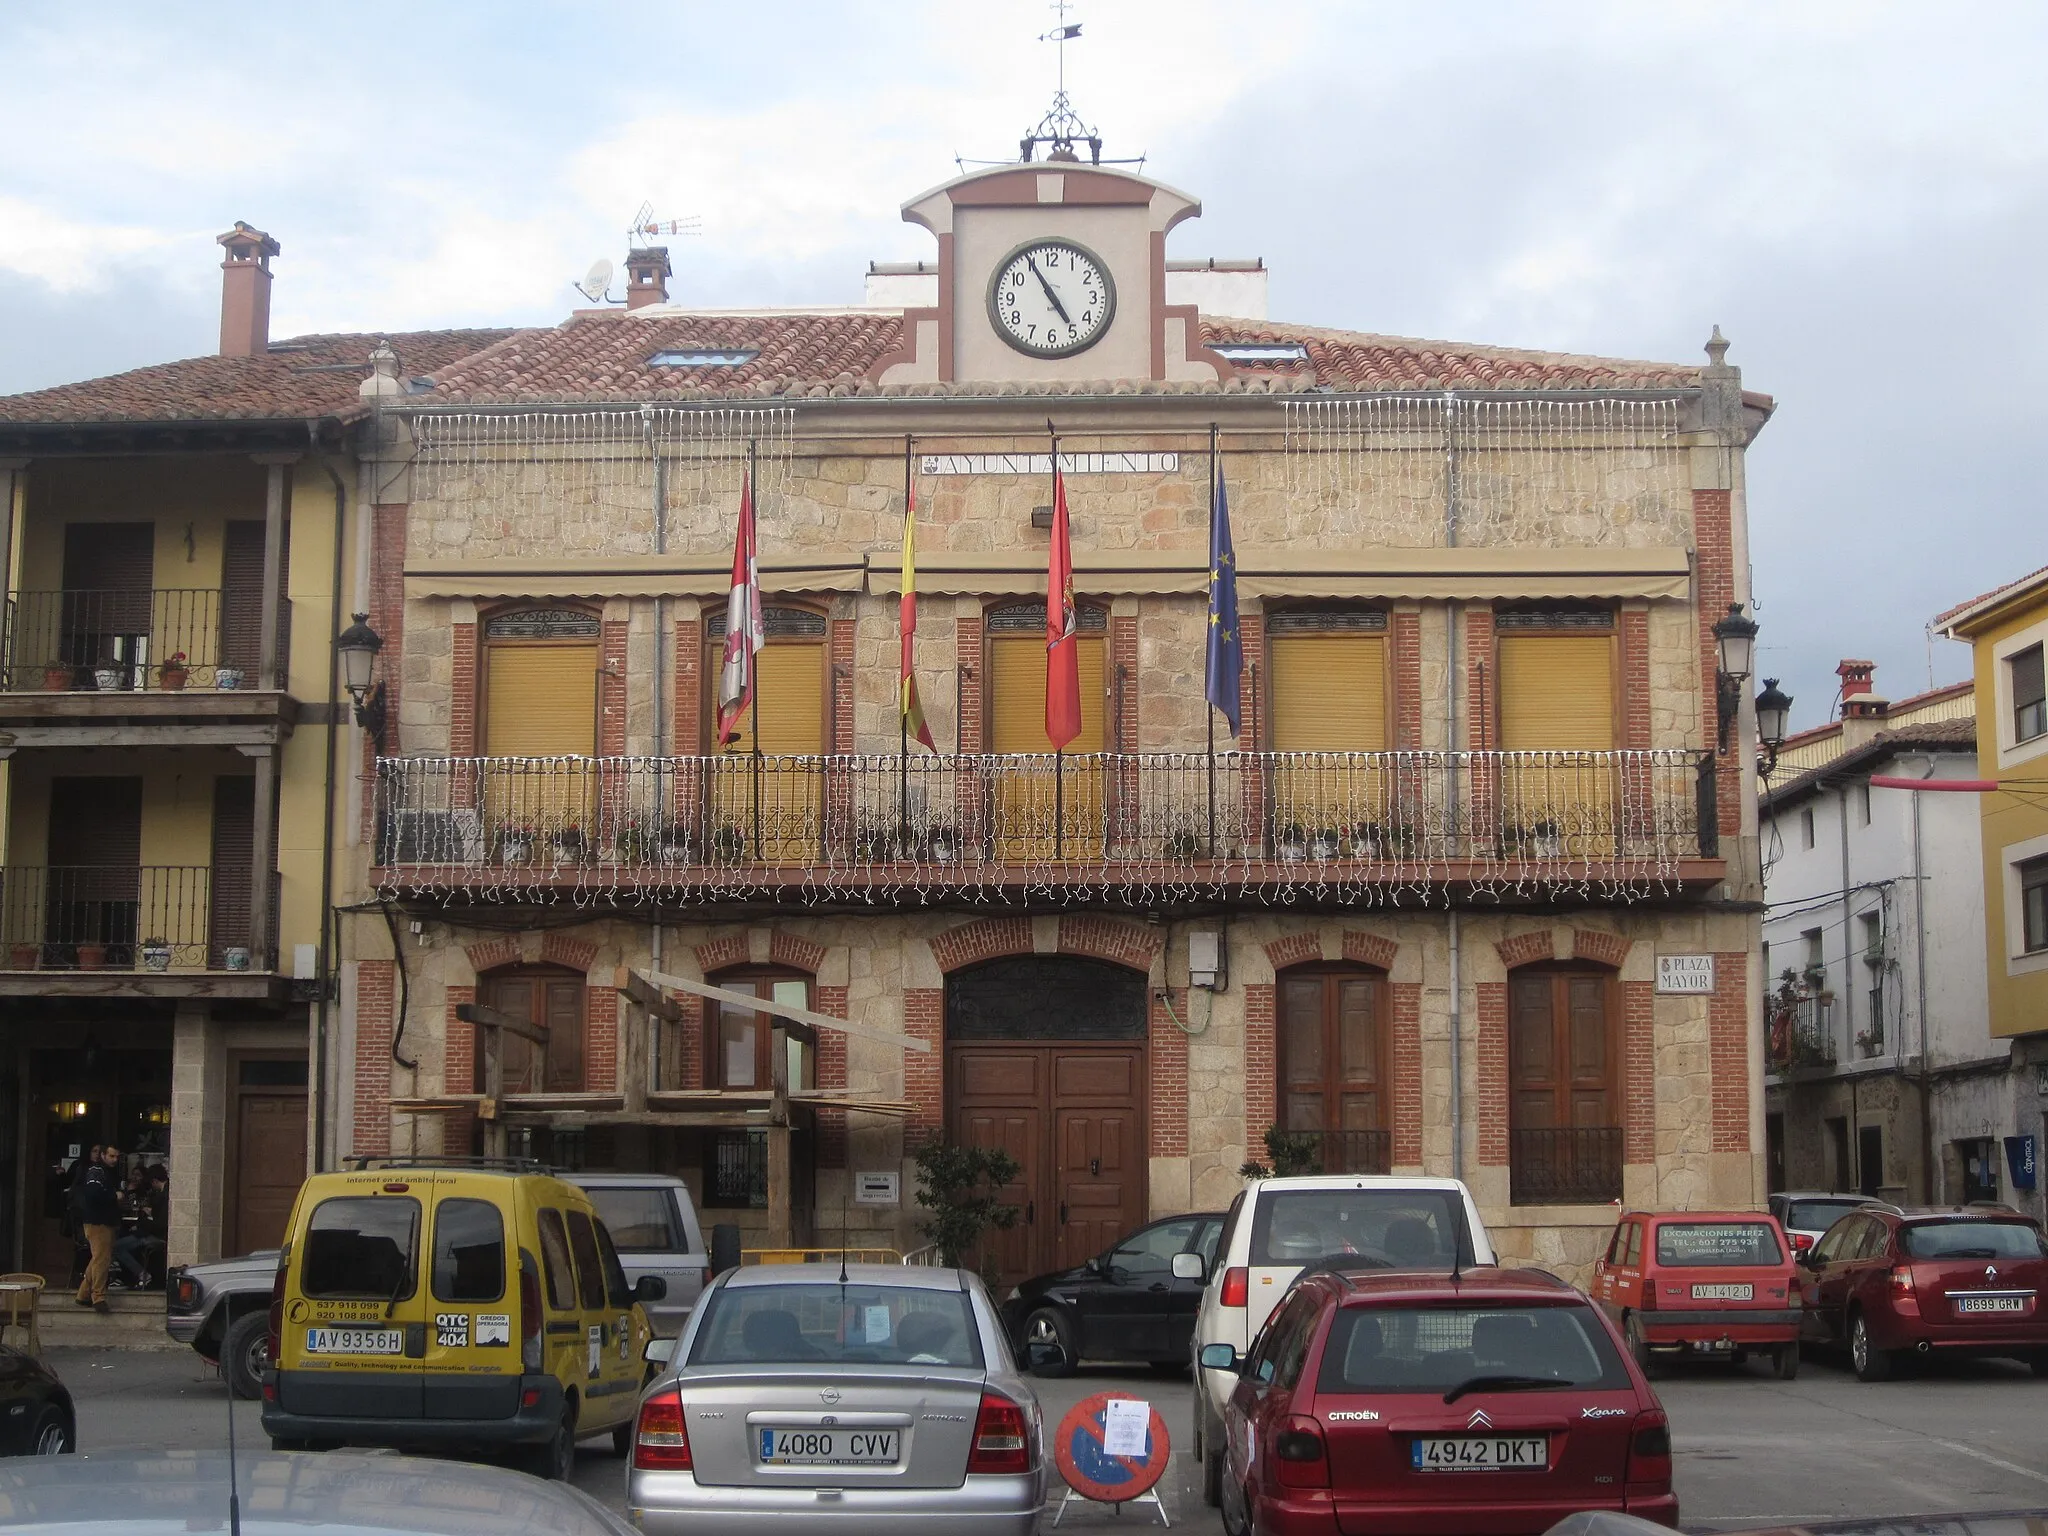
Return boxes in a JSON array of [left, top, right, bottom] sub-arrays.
[[0, 864, 281, 999]]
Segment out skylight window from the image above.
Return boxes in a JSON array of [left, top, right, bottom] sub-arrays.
[[649, 348, 759, 368], [1210, 342, 1310, 364]]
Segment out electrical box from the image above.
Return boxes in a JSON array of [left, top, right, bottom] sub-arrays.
[[1188, 930, 1225, 990]]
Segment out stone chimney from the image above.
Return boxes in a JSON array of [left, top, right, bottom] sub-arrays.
[[217, 222, 281, 358], [625, 247, 672, 310], [1837, 658, 1891, 749]]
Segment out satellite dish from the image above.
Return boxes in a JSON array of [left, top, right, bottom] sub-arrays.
[[575, 258, 614, 302]]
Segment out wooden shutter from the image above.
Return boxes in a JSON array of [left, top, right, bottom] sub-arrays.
[[62, 523, 155, 652], [1497, 635, 1615, 749], [988, 634, 1105, 752], [478, 971, 586, 1093], [486, 645, 599, 756], [49, 777, 142, 922], [208, 776, 255, 967], [543, 977, 586, 1092], [1270, 635, 1387, 751], [219, 520, 290, 677], [720, 643, 825, 754]]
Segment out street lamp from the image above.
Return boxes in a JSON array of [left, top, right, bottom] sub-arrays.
[[1755, 677, 1793, 777], [337, 613, 387, 750], [1711, 601, 1759, 753]]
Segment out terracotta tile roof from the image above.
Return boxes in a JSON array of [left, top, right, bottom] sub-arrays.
[[1761, 715, 1980, 809], [419, 309, 1707, 405], [0, 329, 519, 426], [1935, 562, 2048, 632]]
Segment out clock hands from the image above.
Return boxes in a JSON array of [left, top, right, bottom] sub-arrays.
[[1025, 255, 1073, 325]]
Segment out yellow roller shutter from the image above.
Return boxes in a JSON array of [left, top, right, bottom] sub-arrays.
[[1270, 635, 1387, 751], [1497, 634, 1615, 750], [486, 645, 598, 755], [988, 634, 1105, 753], [721, 643, 825, 754]]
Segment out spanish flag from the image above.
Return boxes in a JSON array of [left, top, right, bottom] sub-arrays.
[[900, 460, 936, 752]]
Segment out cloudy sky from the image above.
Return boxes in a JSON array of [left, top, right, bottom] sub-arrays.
[[3, 1, 2040, 727]]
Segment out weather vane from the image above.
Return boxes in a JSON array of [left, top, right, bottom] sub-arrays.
[[1020, 0, 1103, 164]]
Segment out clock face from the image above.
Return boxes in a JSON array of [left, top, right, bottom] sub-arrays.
[[986, 238, 1117, 358]]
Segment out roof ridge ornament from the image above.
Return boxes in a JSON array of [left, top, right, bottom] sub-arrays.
[[1011, 1, 1138, 166], [1704, 325, 1731, 368]]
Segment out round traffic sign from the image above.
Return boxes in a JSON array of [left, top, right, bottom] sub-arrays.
[[1052, 1392, 1172, 1503]]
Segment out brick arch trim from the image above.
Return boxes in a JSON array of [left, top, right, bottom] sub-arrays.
[[465, 937, 522, 975], [926, 915, 1162, 976], [1494, 931, 1556, 970], [1571, 930, 1634, 970]]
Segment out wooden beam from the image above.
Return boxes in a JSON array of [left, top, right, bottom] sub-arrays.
[[638, 968, 932, 1055], [455, 1000, 550, 1046], [0, 723, 288, 748], [614, 966, 685, 1022]]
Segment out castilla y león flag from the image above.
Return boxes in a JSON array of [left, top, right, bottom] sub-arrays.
[[716, 471, 764, 747], [1044, 455, 1081, 750], [900, 473, 936, 752]]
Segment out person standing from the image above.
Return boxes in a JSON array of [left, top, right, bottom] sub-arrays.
[[62, 1144, 102, 1288], [73, 1144, 122, 1313]]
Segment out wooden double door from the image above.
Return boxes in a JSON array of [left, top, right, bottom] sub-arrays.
[[949, 1044, 1145, 1290]]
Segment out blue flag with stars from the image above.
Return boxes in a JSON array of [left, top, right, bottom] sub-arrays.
[[1205, 464, 1242, 734]]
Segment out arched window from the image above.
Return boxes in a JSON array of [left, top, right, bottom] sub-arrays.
[[473, 964, 587, 1095], [482, 606, 601, 758], [1276, 963, 1390, 1175], [1506, 962, 1621, 1204]]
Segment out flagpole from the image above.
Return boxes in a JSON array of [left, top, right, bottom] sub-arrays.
[[747, 438, 763, 860], [900, 433, 913, 858], [1207, 421, 1219, 859], [1049, 421, 1064, 863]]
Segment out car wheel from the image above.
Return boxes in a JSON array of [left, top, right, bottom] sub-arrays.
[[520, 1405, 577, 1481], [1624, 1313, 1660, 1379], [1201, 1422, 1224, 1509], [222, 1312, 270, 1401], [1849, 1313, 1893, 1382], [1219, 1471, 1251, 1536], [28, 1406, 72, 1456], [1022, 1307, 1076, 1378], [1774, 1343, 1800, 1381], [612, 1419, 635, 1458]]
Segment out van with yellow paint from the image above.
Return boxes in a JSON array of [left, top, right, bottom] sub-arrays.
[[259, 1159, 666, 1480]]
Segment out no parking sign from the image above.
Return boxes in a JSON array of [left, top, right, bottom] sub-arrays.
[[1052, 1392, 1172, 1504]]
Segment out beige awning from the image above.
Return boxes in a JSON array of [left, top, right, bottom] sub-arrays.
[[867, 549, 1205, 598], [404, 552, 866, 601]]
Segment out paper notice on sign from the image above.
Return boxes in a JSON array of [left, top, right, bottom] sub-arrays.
[[1102, 1398, 1150, 1457]]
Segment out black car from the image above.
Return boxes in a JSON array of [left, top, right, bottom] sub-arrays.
[[0, 1345, 74, 1457], [1002, 1211, 1224, 1375]]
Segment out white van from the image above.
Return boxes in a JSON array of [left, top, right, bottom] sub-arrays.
[[1180, 1174, 1494, 1506]]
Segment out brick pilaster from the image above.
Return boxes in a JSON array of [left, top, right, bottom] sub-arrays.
[[1391, 981, 1422, 1166], [600, 619, 629, 755], [444, 984, 476, 1153], [1620, 606, 1651, 751], [1693, 489, 1740, 838], [830, 619, 855, 751], [1238, 611, 1264, 747], [904, 987, 944, 1146], [1244, 982, 1276, 1159], [1709, 951, 1750, 1152], [587, 985, 619, 1092], [353, 960, 395, 1156], [1149, 988, 1190, 1157], [1391, 610, 1422, 749], [673, 615, 703, 827], [450, 622, 478, 758], [1623, 980, 1655, 1165], [954, 612, 984, 752], [1465, 603, 1497, 845], [1476, 981, 1508, 1166], [816, 985, 849, 1168]]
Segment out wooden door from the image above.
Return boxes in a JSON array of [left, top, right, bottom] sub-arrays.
[[230, 1088, 306, 1254], [478, 969, 588, 1094], [61, 523, 154, 679], [1277, 968, 1388, 1171], [209, 776, 255, 968], [949, 1048, 1045, 1286], [219, 519, 290, 683], [47, 777, 142, 962], [1507, 967, 1619, 1202]]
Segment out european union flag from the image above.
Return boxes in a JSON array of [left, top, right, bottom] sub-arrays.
[[1205, 466, 1242, 734]]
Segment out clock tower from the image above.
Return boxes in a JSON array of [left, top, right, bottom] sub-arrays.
[[869, 160, 1234, 389]]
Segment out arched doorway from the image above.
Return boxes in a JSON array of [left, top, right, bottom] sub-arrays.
[[945, 955, 1146, 1286]]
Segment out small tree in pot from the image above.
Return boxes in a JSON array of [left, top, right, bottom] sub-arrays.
[[912, 1140, 1022, 1274]]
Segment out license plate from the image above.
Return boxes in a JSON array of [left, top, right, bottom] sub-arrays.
[[758, 1428, 900, 1466], [1956, 1295, 2027, 1314], [1691, 1283, 1754, 1301], [304, 1326, 404, 1355], [1412, 1435, 1548, 1472]]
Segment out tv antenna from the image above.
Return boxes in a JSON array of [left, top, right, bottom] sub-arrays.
[[627, 200, 702, 242], [573, 257, 616, 304]]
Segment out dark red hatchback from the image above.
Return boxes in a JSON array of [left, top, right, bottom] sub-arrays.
[[1201, 1265, 1676, 1536]]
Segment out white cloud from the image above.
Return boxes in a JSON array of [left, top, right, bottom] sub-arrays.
[[0, 197, 201, 294]]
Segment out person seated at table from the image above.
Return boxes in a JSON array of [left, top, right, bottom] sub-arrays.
[[113, 1163, 163, 1290]]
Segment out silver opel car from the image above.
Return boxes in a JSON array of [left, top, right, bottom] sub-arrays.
[[626, 1261, 1047, 1536]]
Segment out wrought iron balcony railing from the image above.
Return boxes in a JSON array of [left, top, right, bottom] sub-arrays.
[[0, 865, 269, 972], [374, 749, 1717, 901], [1509, 1126, 1624, 1205], [1, 589, 290, 692], [1267, 1127, 1393, 1177], [1768, 995, 1838, 1072]]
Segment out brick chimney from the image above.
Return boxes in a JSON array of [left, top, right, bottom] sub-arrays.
[[217, 222, 281, 358], [624, 246, 672, 310], [1837, 658, 1891, 748]]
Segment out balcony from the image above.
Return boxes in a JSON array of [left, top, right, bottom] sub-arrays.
[[373, 748, 1721, 907], [1768, 995, 1838, 1074], [0, 590, 298, 749], [1509, 1126, 1624, 1205], [1264, 1127, 1393, 1177], [0, 865, 279, 998]]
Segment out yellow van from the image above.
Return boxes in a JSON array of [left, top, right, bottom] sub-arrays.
[[259, 1158, 664, 1480]]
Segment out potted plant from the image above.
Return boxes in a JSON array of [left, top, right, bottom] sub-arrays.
[[157, 651, 189, 691], [1348, 822, 1385, 859], [1801, 963, 1828, 992], [550, 824, 586, 864], [75, 940, 108, 970], [605, 820, 643, 864], [655, 824, 694, 864], [222, 946, 251, 972], [499, 825, 536, 866], [711, 824, 746, 861], [139, 937, 173, 972], [1855, 1028, 1884, 1057], [853, 826, 893, 864], [1310, 826, 1342, 861], [8, 942, 39, 969], [1277, 822, 1308, 862], [214, 665, 245, 690], [925, 824, 960, 864], [93, 664, 125, 692], [1167, 828, 1202, 859], [41, 661, 72, 691]]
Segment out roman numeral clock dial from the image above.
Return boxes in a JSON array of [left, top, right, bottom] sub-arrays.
[[987, 238, 1116, 358]]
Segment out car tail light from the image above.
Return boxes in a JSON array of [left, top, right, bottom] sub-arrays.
[[1889, 1266, 1921, 1317], [632, 1388, 693, 1471], [519, 1255, 544, 1371], [266, 1243, 290, 1364], [1273, 1415, 1330, 1489], [1792, 1232, 1814, 1252], [1220, 1267, 1249, 1308], [1626, 1408, 1672, 1490], [968, 1391, 1033, 1475]]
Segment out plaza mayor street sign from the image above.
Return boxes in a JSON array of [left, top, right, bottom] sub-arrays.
[[1656, 955, 1716, 995]]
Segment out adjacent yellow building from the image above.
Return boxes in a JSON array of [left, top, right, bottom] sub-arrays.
[[1938, 564, 2048, 1041]]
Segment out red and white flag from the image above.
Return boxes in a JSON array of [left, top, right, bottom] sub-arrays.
[[1044, 454, 1081, 750], [716, 471, 764, 746]]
